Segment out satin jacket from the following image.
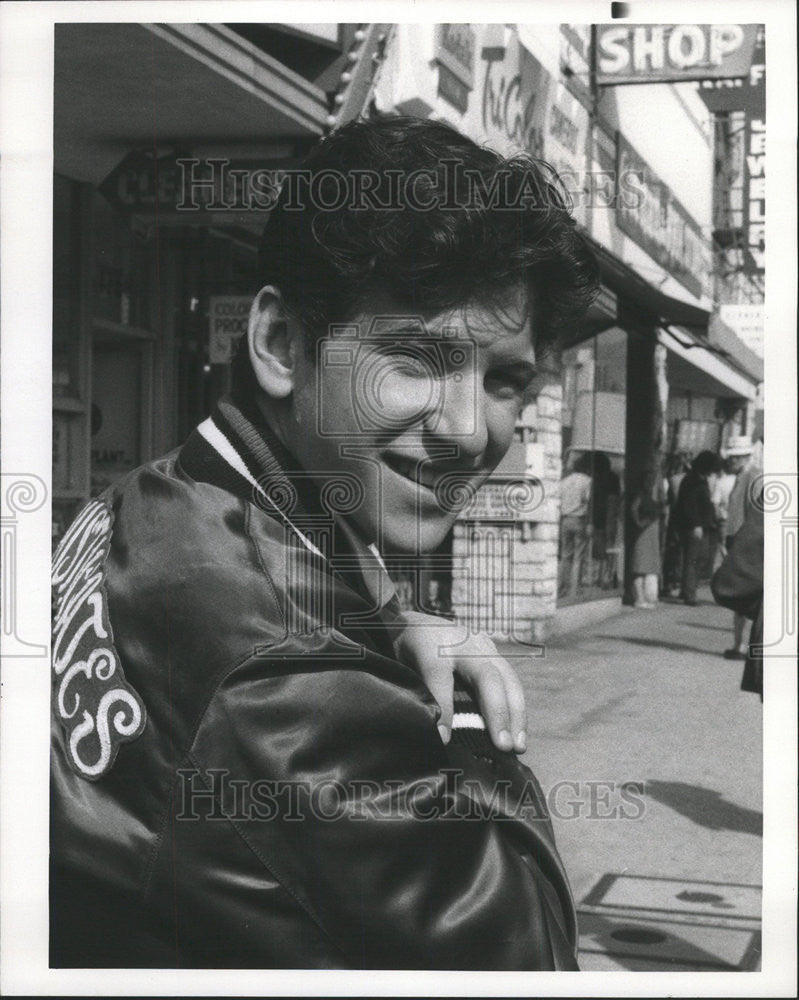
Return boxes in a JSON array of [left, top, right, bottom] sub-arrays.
[[50, 396, 578, 970]]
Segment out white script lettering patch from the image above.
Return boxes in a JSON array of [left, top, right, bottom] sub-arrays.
[[52, 499, 146, 780]]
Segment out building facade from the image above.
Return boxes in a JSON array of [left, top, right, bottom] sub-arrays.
[[52, 21, 764, 641]]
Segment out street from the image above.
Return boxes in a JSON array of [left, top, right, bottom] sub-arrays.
[[507, 585, 763, 972]]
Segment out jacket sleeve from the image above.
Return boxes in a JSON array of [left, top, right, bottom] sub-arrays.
[[185, 635, 578, 970], [711, 503, 764, 618]]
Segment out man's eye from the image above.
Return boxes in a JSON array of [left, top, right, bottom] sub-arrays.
[[484, 370, 535, 401]]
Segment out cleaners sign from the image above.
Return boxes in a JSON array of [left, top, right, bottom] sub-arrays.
[[596, 24, 757, 85], [209, 296, 252, 364]]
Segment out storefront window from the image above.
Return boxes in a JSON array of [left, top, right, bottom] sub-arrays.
[[558, 327, 627, 604]]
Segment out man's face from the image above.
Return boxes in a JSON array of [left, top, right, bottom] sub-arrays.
[[287, 287, 537, 553], [728, 454, 747, 474]]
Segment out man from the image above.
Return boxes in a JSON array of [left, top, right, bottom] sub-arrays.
[[719, 435, 762, 659], [672, 449, 723, 606], [712, 486, 764, 699], [50, 117, 598, 969], [558, 452, 594, 597]]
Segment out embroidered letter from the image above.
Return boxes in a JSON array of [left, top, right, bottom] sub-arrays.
[[51, 499, 146, 780]]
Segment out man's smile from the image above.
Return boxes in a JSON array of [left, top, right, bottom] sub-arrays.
[[381, 452, 487, 507]]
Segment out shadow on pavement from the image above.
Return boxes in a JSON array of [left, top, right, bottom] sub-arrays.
[[593, 634, 718, 656], [644, 780, 762, 835], [678, 620, 730, 633]]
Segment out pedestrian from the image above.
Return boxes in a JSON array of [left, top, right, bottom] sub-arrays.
[[662, 452, 690, 596], [49, 116, 599, 970], [671, 449, 723, 606], [711, 456, 738, 567], [590, 451, 622, 587], [630, 484, 662, 608], [712, 487, 764, 700], [720, 435, 762, 659], [558, 451, 594, 597]]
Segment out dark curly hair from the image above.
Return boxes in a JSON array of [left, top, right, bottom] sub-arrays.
[[232, 115, 598, 400], [692, 450, 723, 477]]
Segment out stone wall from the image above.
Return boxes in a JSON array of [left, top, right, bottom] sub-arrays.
[[451, 376, 563, 643]]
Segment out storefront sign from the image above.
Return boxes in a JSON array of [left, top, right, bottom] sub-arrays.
[[560, 24, 592, 107], [209, 296, 252, 364], [436, 24, 475, 87], [479, 34, 589, 211], [435, 24, 475, 114], [740, 30, 766, 276], [742, 116, 765, 274], [100, 151, 292, 215], [673, 419, 721, 454], [698, 24, 764, 112], [718, 304, 764, 356], [596, 24, 757, 85], [701, 26, 765, 278], [462, 478, 545, 521], [615, 134, 710, 298]]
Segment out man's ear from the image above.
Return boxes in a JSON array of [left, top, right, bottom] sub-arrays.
[[248, 285, 298, 399]]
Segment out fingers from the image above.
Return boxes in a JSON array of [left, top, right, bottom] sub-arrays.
[[458, 653, 528, 755], [419, 661, 454, 746], [462, 659, 512, 753], [490, 657, 528, 754]]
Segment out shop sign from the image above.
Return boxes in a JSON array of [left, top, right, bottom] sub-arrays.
[[596, 24, 757, 85], [209, 296, 252, 364], [615, 133, 710, 299]]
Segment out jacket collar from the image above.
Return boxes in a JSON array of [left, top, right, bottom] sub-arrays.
[[178, 395, 397, 611]]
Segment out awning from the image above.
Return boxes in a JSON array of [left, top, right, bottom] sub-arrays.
[[55, 23, 328, 184], [585, 235, 711, 330], [585, 234, 761, 398], [659, 326, 758, 400]]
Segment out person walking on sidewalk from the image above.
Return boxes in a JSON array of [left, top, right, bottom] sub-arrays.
[[720, 435, 762, 659], [630, 484, 662, 608], [672, 450, 723, 606], [558, 452, 593, 598], [712, 487, 764, 699], [662, 452, 690, 596]]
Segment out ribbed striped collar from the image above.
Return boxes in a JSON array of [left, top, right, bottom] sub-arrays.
[[178, 395, 396, 611]]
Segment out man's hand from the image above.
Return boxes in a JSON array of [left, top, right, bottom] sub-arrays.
[[393, 611, 527, 754], [693, 526, 704, 540]]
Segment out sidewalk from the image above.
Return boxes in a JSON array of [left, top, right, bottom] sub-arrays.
[[505, 586, 763, 972]]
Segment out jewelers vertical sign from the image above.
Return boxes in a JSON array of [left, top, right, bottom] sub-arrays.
[[741, 27, 766, 274], [209, 296, 252, 364]]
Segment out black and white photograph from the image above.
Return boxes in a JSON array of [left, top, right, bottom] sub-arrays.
[[0, 1, 796, 995]]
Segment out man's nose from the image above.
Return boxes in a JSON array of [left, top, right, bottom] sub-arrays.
[[427, 368, 488, 459]]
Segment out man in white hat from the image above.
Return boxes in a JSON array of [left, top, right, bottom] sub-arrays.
[[720, 434, 761, 659]]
